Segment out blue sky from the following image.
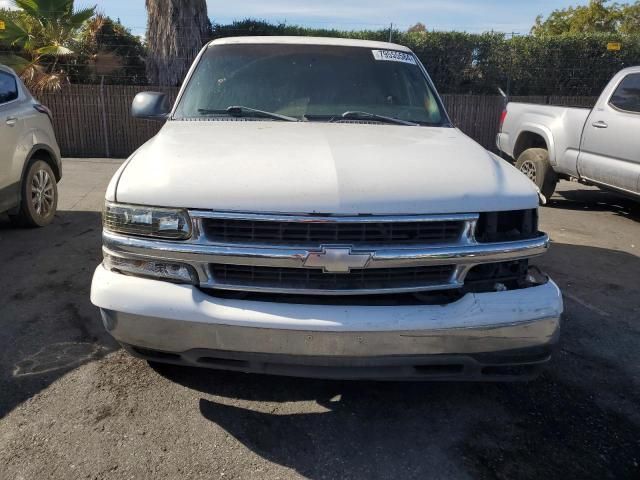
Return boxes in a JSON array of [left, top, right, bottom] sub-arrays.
[[1, 0, 588, 36]]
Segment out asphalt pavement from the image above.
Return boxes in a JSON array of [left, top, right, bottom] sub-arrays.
[[0, 158, 639, 479]]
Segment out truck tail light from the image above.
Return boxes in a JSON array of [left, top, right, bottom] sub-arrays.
[[499, 109, 507, 131]]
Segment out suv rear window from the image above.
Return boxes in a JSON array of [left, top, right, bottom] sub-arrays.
[[0, 71, 19, 104], [175, 43, 446, 126]]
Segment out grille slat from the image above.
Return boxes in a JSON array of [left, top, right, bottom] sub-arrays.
[[210, 264, 456, 292], [196, 214, 473, 294], [203, 219, 464, 245]]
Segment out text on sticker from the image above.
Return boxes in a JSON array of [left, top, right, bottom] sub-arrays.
[[371, 50, 416, 65]]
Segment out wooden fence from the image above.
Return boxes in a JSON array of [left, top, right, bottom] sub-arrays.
[[35, 85, 178, 158], [34, 85, 597, 158]]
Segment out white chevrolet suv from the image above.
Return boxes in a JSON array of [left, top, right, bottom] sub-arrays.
[[0, 65, 61, 226], [91, 37, 563, 381]]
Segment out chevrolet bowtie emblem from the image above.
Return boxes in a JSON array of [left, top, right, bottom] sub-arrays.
[[303, 246, 372, 273]]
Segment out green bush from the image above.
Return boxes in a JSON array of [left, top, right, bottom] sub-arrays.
[[211, 20, 640, 95]]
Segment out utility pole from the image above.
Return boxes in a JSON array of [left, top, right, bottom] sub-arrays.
[[388, 23, 393, 43]]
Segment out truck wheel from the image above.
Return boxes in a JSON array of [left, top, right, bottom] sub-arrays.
[[515, 148, 558, 200], [9, 160, 58, 227]]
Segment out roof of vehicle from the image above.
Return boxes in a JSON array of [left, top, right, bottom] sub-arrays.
[[619, 65, 640, 74], [207, 36, 412, 52]]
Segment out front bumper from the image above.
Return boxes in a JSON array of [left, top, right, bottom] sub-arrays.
[[91, 266, 562, 380]]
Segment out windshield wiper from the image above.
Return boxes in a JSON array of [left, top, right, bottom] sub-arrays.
[[340, 111, 418, 126], [197, 106, 299, 122]]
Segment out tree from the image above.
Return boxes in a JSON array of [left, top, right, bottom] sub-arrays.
[[74, 14, 147, 84], [620, 2, 640, 34], [211, 19, 287, 38], [145, 0, 210, 86], [0, 8, 28, 68], [532, 0, 640, 35], [407, 22, 427, 33], [0, 7, 23, 25], [0, 0, 95, 91]]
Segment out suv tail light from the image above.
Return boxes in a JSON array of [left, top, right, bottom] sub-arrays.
[[34, 104, 53, 122]]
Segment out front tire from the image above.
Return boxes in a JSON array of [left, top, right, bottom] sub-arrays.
[[515, 148, 558, 200], [9, 159, 58, 227]]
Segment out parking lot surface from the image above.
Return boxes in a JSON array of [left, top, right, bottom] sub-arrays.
[[1, 158, 639, 479]]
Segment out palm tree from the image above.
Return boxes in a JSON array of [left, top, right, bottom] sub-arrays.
[[0, 0, 95, 91], [77, 14, 147, 85], [145, 0, 210, 86]]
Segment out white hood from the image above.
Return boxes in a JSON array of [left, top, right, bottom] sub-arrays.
[[114, 121, 538, 214]]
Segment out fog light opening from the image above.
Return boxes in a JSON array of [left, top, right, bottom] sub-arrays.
[[525, 266, 549, 286], [103, 253, 197, 284]]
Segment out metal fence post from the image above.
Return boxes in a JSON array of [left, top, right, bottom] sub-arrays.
[[99, 76, 111, 158]]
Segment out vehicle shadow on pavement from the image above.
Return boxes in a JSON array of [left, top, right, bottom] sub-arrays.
[[153, 242, 640, 480], [154, 360, 640, 479], [550, 184, 640, 221], [0, 211, 118, 418]]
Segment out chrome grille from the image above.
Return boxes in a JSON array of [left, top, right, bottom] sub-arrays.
[[210, 264, 456, 293], [103, 209, 550, 298], [202, 218, 464, 245]]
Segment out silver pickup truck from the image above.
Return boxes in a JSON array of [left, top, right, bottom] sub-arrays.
[[497, 67, 640, 200]]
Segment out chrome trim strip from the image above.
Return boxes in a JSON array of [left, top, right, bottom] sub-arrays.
[[181, 212, 479, 248], [199, 281, 463, 296], [103, 230, 549, 295], [189, 210, 479, 223], [186, 211, 477, 247], [579, 176, 640, 198], [104, 243, 461, 294], [104, 231, 548, 269]]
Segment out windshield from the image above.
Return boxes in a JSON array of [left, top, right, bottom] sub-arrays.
[[174, 43, 447, 126]]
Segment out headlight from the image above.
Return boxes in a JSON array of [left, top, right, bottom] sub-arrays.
[[103, 201, 191, 239], [103, 253, 197, 284], [475, 209, 538, 243]]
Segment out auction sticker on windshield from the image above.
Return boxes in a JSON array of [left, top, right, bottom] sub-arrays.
[[372, 50, 416, 64]]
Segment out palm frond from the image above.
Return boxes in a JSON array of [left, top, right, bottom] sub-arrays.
[[19, 62, 68, 93], [83, 13, 106, 38], [19, 0, 74, 20], [69, 6, 96, 27], [36, 44, 74, 55], [33, 71, 66, 92], [0, 17, 34, 49], [7, 0, 96, 89], [12, 0, 41, 19]]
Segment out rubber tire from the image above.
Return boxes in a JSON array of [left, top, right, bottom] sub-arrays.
[[9, 159, 58, 227], [515, 148, 558, 200]]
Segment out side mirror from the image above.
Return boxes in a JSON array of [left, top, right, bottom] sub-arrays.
[[131, 92, 170, 121]]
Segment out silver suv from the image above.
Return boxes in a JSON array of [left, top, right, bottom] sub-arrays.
[[0, 65, 61, 226]]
